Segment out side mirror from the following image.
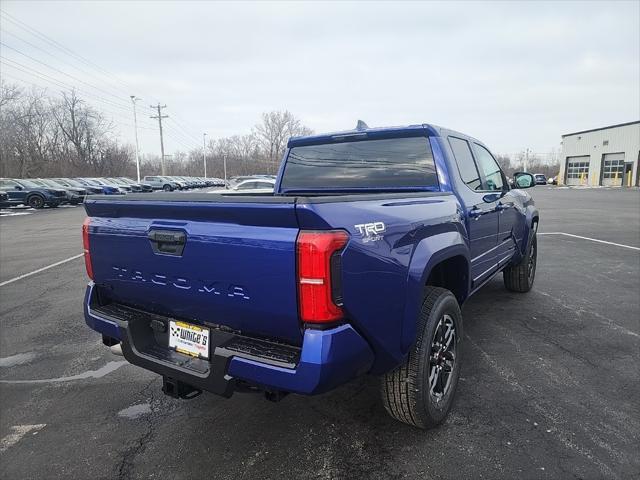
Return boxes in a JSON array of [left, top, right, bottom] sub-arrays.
[[15, 185, 23, 191], [512, 172, 535, 189]]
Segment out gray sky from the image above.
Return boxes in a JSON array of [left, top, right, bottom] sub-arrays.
[[2, 1, 638, 159]]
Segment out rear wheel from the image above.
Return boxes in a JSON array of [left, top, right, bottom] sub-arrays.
[[503, 233, 537, 292], [382, 287, 462, 429], [27, 195, 45, 209]]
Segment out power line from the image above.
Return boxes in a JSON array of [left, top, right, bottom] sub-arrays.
[[1, 57, 134, 113], [165, 131, 200, 151], [1, 9, 204, 154], [0, 9, 145, 99], [162, 132, 200, 153], [167, 112, 204, 142], [0, 71, 156, 132], [1, 28, 135, 102], [166, 116, 202, 144], [151, 111, 202, 155], [0, 42, 134, 107], [163, 123, 202, 149], [1, 12, 202, 142], [0, 61, 158, 130]]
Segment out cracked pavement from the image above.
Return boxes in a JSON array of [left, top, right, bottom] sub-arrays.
[[0, 187, 638, 479]]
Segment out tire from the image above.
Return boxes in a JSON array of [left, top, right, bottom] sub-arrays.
[[503, 233, 537, 293], [382, 287, 463, 429], [27, 195, 45, 209], [163, 184, 173, 192]]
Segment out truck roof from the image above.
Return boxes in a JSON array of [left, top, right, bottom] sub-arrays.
[[287, 123, 481, 148]]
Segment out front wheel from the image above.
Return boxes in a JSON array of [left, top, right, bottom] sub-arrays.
[[163, 184, 173, 192], [27, 195, 45, 209], [503, 233, 537, 292], [382, 287, 462, 429]]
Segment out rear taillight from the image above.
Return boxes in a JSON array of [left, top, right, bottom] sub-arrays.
[[297, 230, 349, 323], [82, 217, 94, 280]]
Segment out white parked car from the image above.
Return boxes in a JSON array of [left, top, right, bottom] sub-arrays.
[[232, 178, 276, 191]]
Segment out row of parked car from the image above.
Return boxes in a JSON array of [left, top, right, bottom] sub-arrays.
[[0, 176, 226, 209], [141, 176, 226, 191]]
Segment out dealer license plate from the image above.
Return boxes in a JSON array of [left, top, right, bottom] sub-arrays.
[[169, 321, 210, 359]]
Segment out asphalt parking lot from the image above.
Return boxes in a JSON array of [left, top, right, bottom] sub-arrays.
[[1, 187, 639, 480]]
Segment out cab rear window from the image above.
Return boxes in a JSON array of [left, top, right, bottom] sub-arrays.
[[280, 137, 438, 190]]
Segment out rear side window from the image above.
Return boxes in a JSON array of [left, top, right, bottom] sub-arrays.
[[281, 137, 438, 190], [448, 137, 482, 190]]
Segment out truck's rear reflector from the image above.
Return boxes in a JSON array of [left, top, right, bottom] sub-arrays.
[[297, 230, 349, 323], [82, 217, 94, 280]]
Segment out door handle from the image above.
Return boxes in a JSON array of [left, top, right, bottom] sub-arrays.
[[469, 207, 483, 219], [148, 230, 186, 256]]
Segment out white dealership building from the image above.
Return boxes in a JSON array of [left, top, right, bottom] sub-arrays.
[[558, 121, 640, 187]]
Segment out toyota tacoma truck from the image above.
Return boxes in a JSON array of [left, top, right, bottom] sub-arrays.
[[82, 123, 538, 429]]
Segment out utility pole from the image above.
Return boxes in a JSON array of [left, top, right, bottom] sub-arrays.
[[203, 133, 207, 178], [223, 153, 227, 184], [130, 96, 141, 182], [524, 148, 530, 173], [150, 103, 168, 175]]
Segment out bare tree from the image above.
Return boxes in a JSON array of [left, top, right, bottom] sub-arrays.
[[0, 81, 22, 109], [0, 83, 315, 180], [1, 86, 52, 177], [495, 154, 512, 176], [50, 90, 117, 175], [253, 110, 313, 169]]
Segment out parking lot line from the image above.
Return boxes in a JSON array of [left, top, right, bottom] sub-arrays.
[[0, 360, 128, 384], [0, 253, 83, 287], [539, 232, 640, 251], [0, 424, 46, 453]]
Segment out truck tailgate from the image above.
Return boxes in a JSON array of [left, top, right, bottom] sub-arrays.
[[85, 198, 302, 344]]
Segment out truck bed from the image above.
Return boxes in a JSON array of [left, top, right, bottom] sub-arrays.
[[84, 189, 459, 369]]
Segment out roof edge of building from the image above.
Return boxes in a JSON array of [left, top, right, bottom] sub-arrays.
[[562, 120, 640, 138]]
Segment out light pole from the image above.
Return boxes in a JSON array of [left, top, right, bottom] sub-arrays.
[[130, 96, 141, 182], [203, 133, 207, 178]]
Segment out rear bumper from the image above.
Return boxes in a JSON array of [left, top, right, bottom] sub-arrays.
[[83, 283, 373, 396]]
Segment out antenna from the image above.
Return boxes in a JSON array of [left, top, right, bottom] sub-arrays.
[[356, 120, 369, 131]]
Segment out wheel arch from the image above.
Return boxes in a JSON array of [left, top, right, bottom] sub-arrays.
[[521, 206, 539, 255], [425, 255, 469, 305], [401, 231, 470, 354], [26, 192, 45, 204]]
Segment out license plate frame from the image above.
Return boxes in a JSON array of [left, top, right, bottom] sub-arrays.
[[168, 320, 210, 359]]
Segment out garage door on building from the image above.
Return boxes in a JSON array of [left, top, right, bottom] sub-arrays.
[[601, 153, 625, 186], [565, 156, 590, 185]]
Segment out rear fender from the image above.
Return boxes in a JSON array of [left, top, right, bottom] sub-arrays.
[[401, 231, 469, 354]]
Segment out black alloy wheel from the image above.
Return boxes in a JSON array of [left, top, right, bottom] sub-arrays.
[[28, 195, 45, 209], [428, 314, 457, 403]]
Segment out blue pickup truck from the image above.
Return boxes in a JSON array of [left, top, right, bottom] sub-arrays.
[[83, 123, 538, 429]]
